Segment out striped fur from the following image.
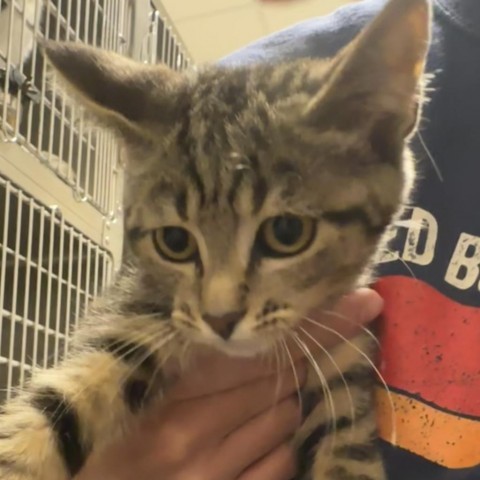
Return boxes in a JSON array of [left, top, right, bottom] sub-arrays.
[[0, 1, 431, 478]]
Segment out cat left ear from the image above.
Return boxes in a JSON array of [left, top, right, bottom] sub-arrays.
[[42, 41, 184, 140], [305, 0, 431, 151]]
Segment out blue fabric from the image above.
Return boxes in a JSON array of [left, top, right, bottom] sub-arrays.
[[222, 0, 480, 478]]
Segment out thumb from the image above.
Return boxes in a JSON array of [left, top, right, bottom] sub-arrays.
[[288, 288, 384, 358], [329, 287, 384, 328]]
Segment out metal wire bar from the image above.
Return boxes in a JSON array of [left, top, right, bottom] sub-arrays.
[[5, 188, 22, 400], [0, 176, 112, 400], [1, 0, 189, 215], [0, 0, 189, 404], [0, 182, 11, 398], [19, 197, 34, 385]]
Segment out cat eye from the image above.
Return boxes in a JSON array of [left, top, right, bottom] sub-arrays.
[[152, 226, 198, 262], [258, 215, 316, 257]]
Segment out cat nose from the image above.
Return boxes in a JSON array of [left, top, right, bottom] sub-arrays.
[[203, 310, 246, 340]]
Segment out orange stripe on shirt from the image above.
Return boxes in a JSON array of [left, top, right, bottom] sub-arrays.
[[376, 386, 480, 468]]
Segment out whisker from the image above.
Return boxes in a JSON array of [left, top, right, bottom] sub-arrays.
[[177, 337, 192, 370], [417, 130, 443, 182], [290, 333, 337, 457], [171, 310, 194, 323], [113, 331, 178, 404], [280, 337, 303, 416], [383, 248, 418, 280], [320, 309, 380, 349], [65, 326, 176, 410], [302, 316, 397, 446], [143, 332, 180, 401], [262, 337, 277, 371], [272, 340, 284, 407], [44, 329, 177, 436], [119, 311, 175, 323], [297, 326, 356, 441], [171, 312, 200, 329], [103, 324, 175, 371], [278, 334, 289, 370]]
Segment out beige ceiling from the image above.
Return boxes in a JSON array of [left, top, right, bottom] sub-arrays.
[[160, 0, 357, 63]]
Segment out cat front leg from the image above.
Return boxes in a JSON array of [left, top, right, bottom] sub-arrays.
[[311, 411, 386, 480], [0, 328, 167, 480], [297, 391, 386, 480], [295, 332, 387, 480]]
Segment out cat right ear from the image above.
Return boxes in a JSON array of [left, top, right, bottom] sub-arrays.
[[304, 0, 431, 158], [42, 41, 184, 141]]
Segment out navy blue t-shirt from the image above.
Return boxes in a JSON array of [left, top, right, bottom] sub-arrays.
[[223, 1, 480, 478]]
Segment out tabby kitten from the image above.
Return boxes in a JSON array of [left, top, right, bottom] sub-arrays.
[[0, 0, 430, 478]]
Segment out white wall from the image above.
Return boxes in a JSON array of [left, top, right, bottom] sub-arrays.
[[161, 0, 358, 62]]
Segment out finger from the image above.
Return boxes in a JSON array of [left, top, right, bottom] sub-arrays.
[[216, 396, 300, 479], [288, 287, 384, 357], [238, 442, 297, 480], [316, 287, 384, 328], [158, 365, 306, 454], [170, 353, 305, 400]]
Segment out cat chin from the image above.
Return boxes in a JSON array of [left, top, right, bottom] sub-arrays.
[[198, 337, 273, 358], [217, 341, 271, 358]]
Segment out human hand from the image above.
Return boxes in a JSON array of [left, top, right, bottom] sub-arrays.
[[76, 288, 383, 480]]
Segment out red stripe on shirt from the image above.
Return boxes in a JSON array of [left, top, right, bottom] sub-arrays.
[[374, 275, 480, 418]]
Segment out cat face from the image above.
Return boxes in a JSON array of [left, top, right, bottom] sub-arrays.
[[118, 65, 414, 356], [44, 0, 430, 356]]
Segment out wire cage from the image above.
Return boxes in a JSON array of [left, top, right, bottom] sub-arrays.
[[148, 4, 191, 70], [0, 0, 136, 214], [0, 0, 191, 214], [0, 0, 191, 401], [0, 173, 113, 402]]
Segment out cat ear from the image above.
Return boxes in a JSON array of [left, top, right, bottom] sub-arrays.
[[305, 0, 431, 151], [42, 41, 184, 140]]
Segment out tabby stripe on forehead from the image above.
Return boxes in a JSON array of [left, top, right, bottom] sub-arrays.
[[271, 67, 297, 98], [227, 169, 244, 209], [31, 387, 88, 477], [175, 188, 188, 220], [252, 176, 268, 213], [248, 155, 268, 213], [186, 159, 206, 206]]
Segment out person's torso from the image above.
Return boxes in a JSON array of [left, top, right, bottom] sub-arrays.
[[223, 1, 480, 478]]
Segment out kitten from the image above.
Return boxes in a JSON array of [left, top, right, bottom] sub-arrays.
[[0, 0, 431, 479]]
